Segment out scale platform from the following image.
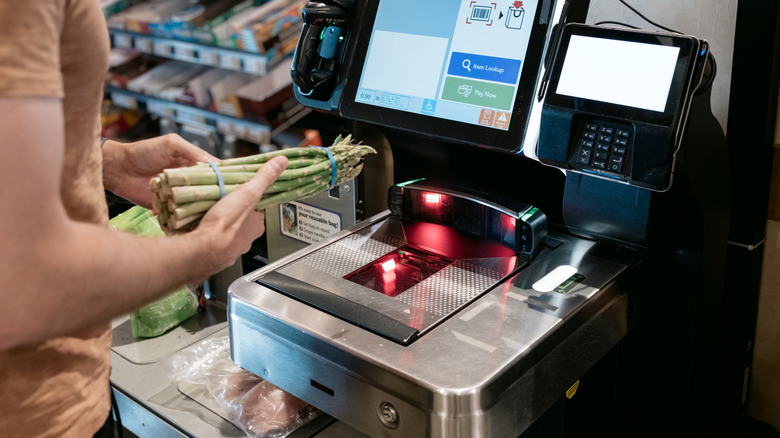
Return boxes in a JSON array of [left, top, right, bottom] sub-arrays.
[[228, 186, 639, 437]]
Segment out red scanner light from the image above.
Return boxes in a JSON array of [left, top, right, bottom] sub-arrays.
[[423, 192, 442, 204], [381, 259, 397, 272]]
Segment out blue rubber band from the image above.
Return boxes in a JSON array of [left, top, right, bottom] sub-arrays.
[[313, 146, 337, 188], [208, 161, 226, 199]]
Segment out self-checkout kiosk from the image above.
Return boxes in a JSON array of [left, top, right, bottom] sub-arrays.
[[228, 0, 731, 436]]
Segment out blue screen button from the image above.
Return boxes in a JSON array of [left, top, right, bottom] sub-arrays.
[[448, 52, 522, 85]]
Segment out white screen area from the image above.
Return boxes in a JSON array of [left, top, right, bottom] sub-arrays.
[[555, 35, 681, 112], [361, 30, 449, 99]]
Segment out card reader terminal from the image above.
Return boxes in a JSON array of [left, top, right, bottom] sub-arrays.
[[537, 23, 709, 191]]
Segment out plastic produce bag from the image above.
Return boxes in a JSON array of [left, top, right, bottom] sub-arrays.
[[163, 336, 320, 437], [108, 205, 201, 338]]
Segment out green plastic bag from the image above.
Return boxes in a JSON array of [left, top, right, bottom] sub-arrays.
[[109, 206, 201, 338]]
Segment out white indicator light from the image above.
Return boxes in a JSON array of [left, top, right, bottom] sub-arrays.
[[382, 259, 397, 272], [532, 265, 578, 293], [423, 193, 442, 204]]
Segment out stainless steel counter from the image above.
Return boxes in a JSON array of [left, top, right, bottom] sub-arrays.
[[109, 304, 358, 438]]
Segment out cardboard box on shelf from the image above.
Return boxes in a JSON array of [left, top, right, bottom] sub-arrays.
[[175, 68, 234, 108], [208, 71, 257, 117], [235, 56, 293, 121]]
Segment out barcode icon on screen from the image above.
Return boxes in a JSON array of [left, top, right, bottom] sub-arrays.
[[471, 6, 492, 21]]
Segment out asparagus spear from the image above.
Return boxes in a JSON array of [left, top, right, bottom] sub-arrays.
[[148, 136, 375, 233]]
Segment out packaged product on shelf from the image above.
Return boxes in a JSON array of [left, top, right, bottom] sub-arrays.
[[168, 0, 254, 43], [235, 56, 293, 121], [101, 0, 133, 18], [176, 68, 234, 108], [106, 0, 192, 34], [208, 0, 295, 49], [208, 71, 257, 117], [106, 49, 165, 89], [100, 99, 144, 139], [233, 0, 306, 61], [157, 66, 213, 102], [147, 0, 249, 39], [127, 60, 208, 97]]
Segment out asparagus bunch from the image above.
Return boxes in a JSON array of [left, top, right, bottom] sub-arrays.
[[149, 135, 375, 233]]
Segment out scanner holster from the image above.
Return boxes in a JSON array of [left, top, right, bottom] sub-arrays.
[[291, 0, 353, 105]]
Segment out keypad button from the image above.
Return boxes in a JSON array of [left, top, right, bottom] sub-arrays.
[[578, 149, 592, 165], [612, 145, 627, 155], [579, 121, 631, 175], [609, 156, 624, 173]]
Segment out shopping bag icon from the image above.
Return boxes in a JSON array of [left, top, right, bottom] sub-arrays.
[[506, 6, 525, 29]]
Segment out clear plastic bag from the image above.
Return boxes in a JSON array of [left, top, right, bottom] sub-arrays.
[[109, 206, 201, 338], [162, 336, 320, 438]]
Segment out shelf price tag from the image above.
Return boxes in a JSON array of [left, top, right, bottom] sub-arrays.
[[114, 33, 133, 49], [242, 56, 267, 75], [134, 37, 153, 53], [199, 48, 220, 66], [174, 44, 196, 60], [247, 125, 270, 144], [147, 101, 175, 117], [153, 41, 173, 57], [178, 109, 207, 126], [220, 53, 243, 71], [109, 92, 137, 110]]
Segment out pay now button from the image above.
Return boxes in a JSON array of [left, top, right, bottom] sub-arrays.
[[441, 77, 515, 111]]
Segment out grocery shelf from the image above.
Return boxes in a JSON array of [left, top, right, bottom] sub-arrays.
[[107, 85, 272, 144], [106, 85, 312, 144], [109, 29, 278, 75]]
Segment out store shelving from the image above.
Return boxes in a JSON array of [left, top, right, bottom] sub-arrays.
[[109, 29, 276, 75], [107, 84, 310, 145]]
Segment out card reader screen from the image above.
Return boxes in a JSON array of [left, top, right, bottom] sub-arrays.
[[354, 0, 539, 131], [555, 35, 681, 112]]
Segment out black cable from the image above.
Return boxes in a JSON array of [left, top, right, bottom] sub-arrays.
[[593, 20, 640, 29], [614, 0, 718, 94], [618, 0, 681, 34], [110, 388, 124, 438]]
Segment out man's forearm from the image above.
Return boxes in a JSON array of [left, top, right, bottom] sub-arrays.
[[0, 217, 221, 350]]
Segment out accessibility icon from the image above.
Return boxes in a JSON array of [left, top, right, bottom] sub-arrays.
[[422, 99, 437, 115]]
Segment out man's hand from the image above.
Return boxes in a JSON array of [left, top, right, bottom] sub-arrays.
[[193, 155, 289, 274], [103, 134, 216, 209]]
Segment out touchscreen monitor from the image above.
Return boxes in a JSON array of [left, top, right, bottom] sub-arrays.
[[339, 0, 559, 152]]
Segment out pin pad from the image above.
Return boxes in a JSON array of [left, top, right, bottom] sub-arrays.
[[537, 23, 709, 191]]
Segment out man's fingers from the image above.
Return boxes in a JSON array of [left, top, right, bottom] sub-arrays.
[[240, 155, 289, 204], [167, 134, 216, 164]]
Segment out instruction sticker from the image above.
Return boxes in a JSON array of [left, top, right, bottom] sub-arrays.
[[279, 201, 342, 245]]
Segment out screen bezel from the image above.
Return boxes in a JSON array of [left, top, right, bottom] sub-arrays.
[[337, 0, 554, 152], [544, 23, 701, 127]]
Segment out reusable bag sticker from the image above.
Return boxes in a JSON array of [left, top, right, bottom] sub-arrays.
[[279, 201, 342, 245]]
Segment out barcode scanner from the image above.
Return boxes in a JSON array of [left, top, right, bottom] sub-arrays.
[[291, 0, 353, 100]]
